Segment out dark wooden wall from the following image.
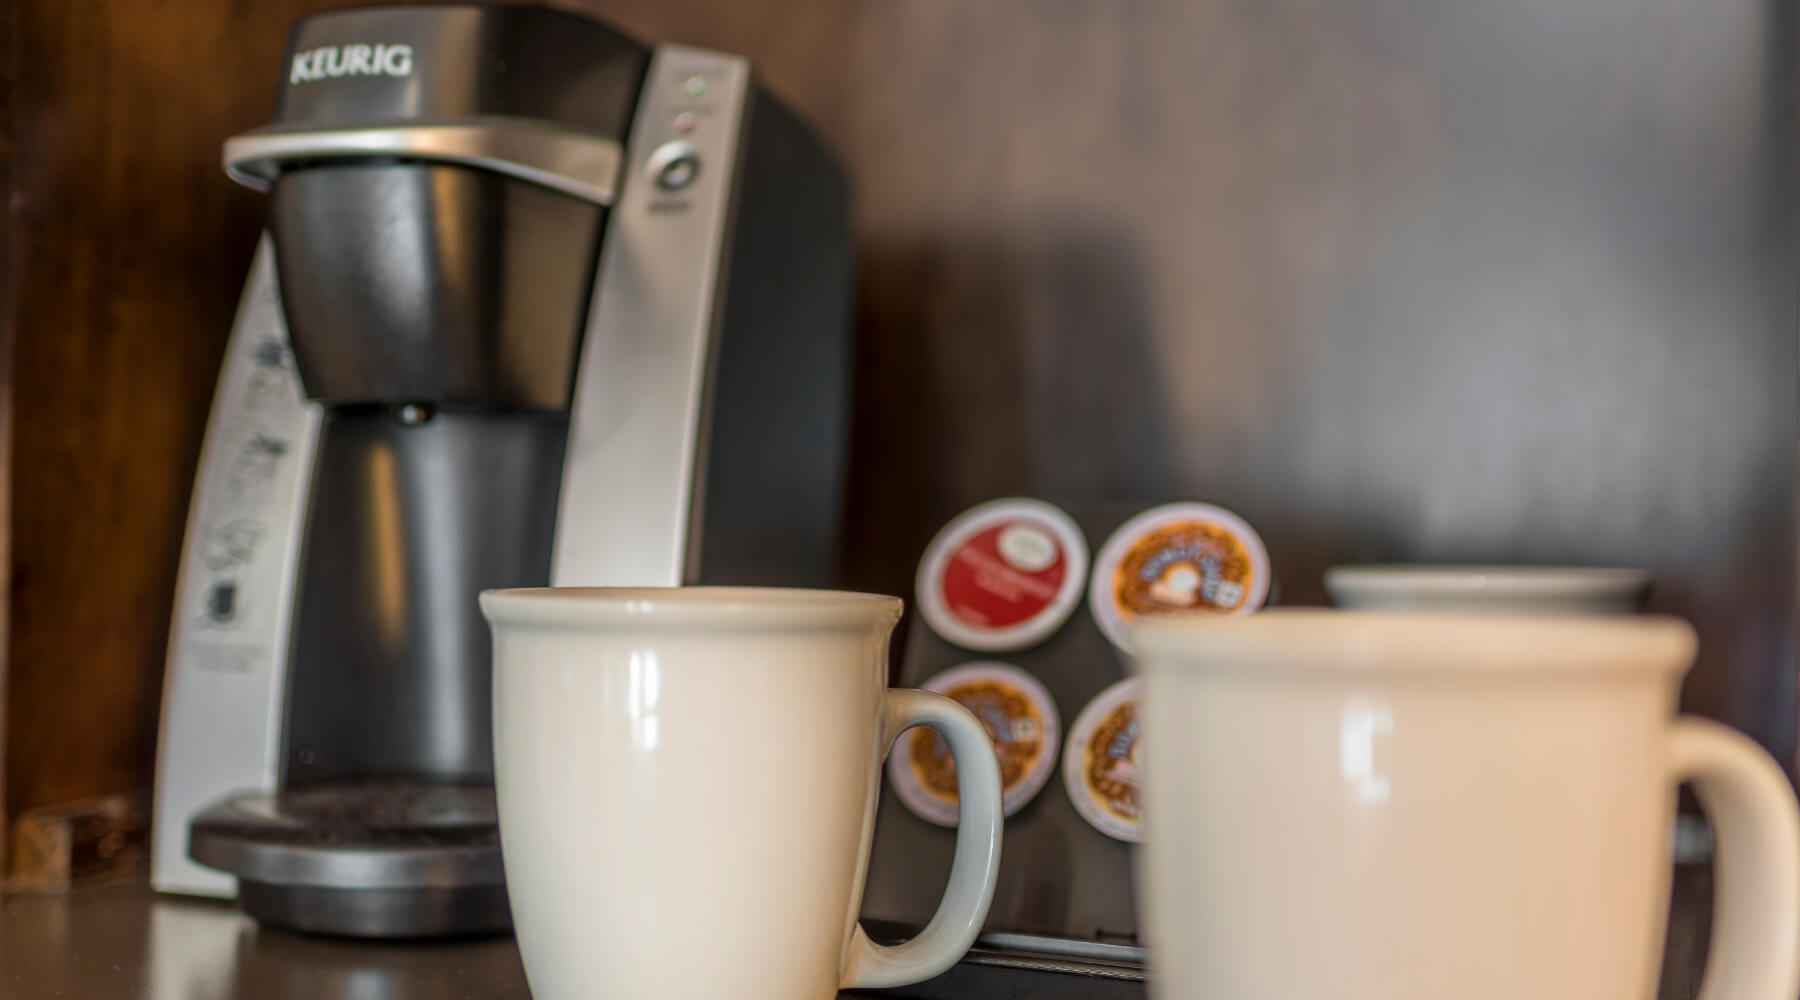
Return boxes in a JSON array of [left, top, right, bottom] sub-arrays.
[[701, 0, 1799, 759], [604, 0, 1795, 756], [0, 0, 17, 867], [3, 0, 291, 839], [3, 0, 1794, 849]]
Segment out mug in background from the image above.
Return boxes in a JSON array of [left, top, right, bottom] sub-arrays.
[[1133, 611, 1800, 1000], [480, 587, 1003, 1000], [1324, 565, 1652, 614]]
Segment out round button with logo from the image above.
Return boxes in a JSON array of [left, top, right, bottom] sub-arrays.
[[648, 141, 701, 192]]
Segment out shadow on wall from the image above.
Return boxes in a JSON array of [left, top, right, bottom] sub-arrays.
[[839, 222, 1173, 601]]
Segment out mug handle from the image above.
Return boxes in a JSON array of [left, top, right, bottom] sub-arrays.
[[840, 688, 1004, 990], [1670, 718, 1800, 1000]]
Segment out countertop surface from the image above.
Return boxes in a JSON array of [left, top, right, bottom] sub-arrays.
[[2, 883, 530, 1000], [0, 872, 1716, 1000], [0, 882, 901, 1000]]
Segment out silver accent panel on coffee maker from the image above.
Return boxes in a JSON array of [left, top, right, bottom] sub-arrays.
[[152, 241, 322, 896], [223, 120, 627, 206], [551, 46, 751, 586]]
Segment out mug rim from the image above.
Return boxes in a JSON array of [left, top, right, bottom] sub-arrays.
[[1130, 609, 1696, 675], [1324, 564, 1651, 594], [479, 586, 903, 628]]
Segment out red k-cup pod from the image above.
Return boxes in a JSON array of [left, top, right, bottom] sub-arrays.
[[916, 499, 1089, 652]]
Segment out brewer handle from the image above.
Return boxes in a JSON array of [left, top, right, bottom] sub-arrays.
[[841, 689, 1003, 990], [1670, 718, 1800, 1000]]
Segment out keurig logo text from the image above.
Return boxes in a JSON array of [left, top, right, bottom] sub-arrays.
[[290, 43, 414, 84]]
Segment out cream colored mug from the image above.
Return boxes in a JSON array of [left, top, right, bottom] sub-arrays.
[[480, 587, 1003, 1000], [1132, 611, 1800, 1000]]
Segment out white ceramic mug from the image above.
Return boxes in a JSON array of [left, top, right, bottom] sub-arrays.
[[1132, 611, 1800, 1000], [479, 587, 1003, 1000]]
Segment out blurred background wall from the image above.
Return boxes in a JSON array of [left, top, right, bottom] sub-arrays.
[[2, 0, 1793, 857]]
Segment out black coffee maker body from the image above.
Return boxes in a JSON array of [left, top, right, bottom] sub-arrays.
[[151, 4, 850, 937]]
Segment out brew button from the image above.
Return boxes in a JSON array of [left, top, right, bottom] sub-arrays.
[[673, 111, 698, 135], [655, 151, 700, 191]]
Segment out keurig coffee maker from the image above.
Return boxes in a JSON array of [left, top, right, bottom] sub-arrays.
[[151, 4, 850, 937]]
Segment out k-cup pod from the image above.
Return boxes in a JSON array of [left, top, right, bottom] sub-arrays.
[[1088, 502, 1271, 653], [889, 662, 1062, 826], [916, 498, 1089, 652], [1062, 677, 1143, 843]]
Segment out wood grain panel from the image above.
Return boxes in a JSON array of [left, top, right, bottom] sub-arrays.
[[2, 0, 308, 832], [0, 0, 18, 869]]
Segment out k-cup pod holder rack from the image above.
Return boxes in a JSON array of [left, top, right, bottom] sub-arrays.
[[861, 499, 1276, 986]]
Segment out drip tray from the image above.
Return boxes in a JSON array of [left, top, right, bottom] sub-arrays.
[[189, 781, 508, 938]]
